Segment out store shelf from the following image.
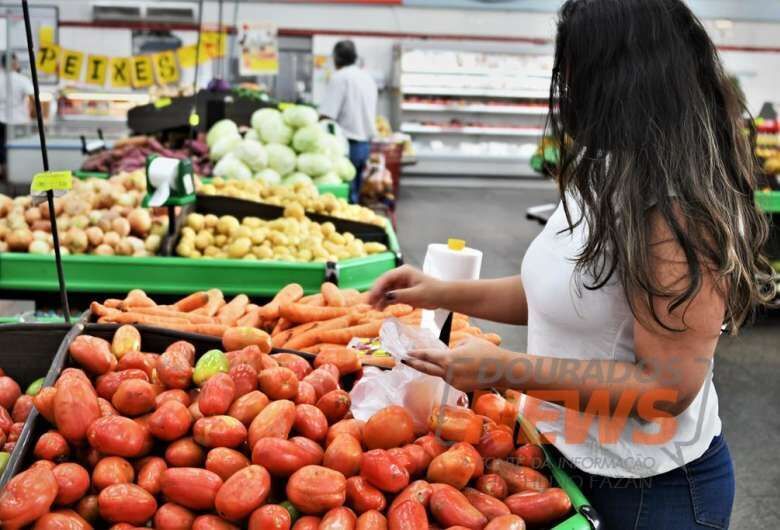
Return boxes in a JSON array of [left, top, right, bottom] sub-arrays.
[[58, 115, 127, 123], [413, 149, 532, 161], [401, 123, 544, 137], [401, 86, 549, 99], [402, 102, 549, 115], [401, 68, 552, 78]]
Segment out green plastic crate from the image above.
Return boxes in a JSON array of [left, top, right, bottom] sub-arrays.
[[316, 182, 350, 200], [755, 190, 780, 213]]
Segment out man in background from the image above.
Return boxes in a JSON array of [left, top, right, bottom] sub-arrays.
[[0, 53, 33, 178], [319, 40, 377, 203]]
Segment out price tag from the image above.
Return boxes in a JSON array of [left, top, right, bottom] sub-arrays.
[[155, 97, 172, 109], [30, 170, 73, 203], [188, 112, 200, 127]]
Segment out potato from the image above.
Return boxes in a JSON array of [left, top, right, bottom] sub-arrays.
[[365, 242, 387, 254], [177, 241, 194, 257], [204, 214, 219, 228], [215, 234, 228, 247], [228, 238, 251, 259], [187, 213, 205, 231], [181, 227, 196, 240], [204, 246, 220, 257], [232, 226, 252, 240], [217, 216, 240, 235]]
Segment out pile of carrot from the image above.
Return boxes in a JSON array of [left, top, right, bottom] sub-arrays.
[[90, 284, 502, 359]]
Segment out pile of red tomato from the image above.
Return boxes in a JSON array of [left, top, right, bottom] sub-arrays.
[[0, 325, 572, 529]]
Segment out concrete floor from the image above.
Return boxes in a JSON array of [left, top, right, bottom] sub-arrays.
[[395, 181, 779, 530]]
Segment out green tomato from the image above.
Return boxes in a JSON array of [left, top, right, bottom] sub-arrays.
[[193, 350, 229, 385], [25, 377, 45, 396], [280, 501, 300, 523], [0, 452, 9, 474]]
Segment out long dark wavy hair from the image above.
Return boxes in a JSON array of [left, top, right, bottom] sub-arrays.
[[549, 0, 776, 332]]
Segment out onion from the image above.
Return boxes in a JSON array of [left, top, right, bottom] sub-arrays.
[[127, 209, 152, 236], [94, 244, 114, 256], [7, 231, 32, 251], [103, 231, 120, 247], [112, 217, 131, 237], [28, 240, 49, 254], [85, 226, 104, 247]]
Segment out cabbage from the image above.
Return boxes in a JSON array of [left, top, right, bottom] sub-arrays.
[[209, 134, 242, 161], [292, 125, 325, 153], [296, 152, 333, 177], [282, 172, 313, 187], [313, 172, 342, 186], [234, 139, 268, 171], [206, 119, 239, 147], [266, 144, 298, 176], [319, 133, 347, 159], [259, 119, 293, 145], [334, 157, 357, 182], [244, 128, 260, 141], [283, 105, 319, 129], [251, 108, 283, 131], [254, 168, 281, 185], [212, 153, 252, 180]]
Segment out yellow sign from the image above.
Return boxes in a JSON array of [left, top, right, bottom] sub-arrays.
[[31, 171, 73, 193], [109, 57, 131, 88], [153, 51, 180, 84], [154, 97, 172, 109], [84, 55, 108, 86], [238, 23, 278, 76], [38, 25, 55, 47], [36, 45, 59, 75], [131, 56, 154, 88], [59, 49, 83, 81], [201, 32, 228, 59], [176, 45, 197, 69]]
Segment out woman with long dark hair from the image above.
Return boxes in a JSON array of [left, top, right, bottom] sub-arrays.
[[369, 0, 775, 527]]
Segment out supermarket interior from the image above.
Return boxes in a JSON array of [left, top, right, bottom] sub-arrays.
[[0, 0, 777, 529]]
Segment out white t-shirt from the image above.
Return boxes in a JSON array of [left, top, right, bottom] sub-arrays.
[[320, 65, 377, 142], [519, 197, 721, 478], [0, 70, 33, 125]]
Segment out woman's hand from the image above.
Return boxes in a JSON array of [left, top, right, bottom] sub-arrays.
[[367, 265, 444, 310], [406, 336, 510, 393]]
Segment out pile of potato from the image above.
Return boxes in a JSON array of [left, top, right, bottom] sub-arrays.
[[198, 177, 387, 227], [176, 207, 387, 262], [0, 172, 168, 257]]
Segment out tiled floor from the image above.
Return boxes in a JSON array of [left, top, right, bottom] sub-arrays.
[[396, 180, 779, 529]]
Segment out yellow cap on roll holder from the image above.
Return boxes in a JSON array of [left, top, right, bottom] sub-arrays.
[[448, 238, 466, 251]]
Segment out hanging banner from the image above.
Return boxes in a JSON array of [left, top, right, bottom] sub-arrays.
[[109, 57, 131, 88], [84, 55, 108, 86], [238, 23, 279, 76], [131, 55, 155, 88], [36, 45, 59, 75], [59, 49, 83, 81], [153, 51, 180, 84]]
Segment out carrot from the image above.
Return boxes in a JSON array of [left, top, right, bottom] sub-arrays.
[[122, 306, 215, 324], [359, 304, 414, 323], [104, 299, 123, 309], [321, 282, 345, 307], [90, 302, 121, 318], [279, 304, 353, 324], [237, 308, 262, 328], [169, 323, 228, 337], [315, 320, 383, 345], [217, 294, 250, 326], [101, 312, 192, 327], [299, 294, 325, 306], [258, 283, 304, 320], [283, 315, 359, 350], [173, 291, 209, 312], [341, 289, 363, 306], [191, 289, 225, 317], [120, 289, 156, 310], [272, 330, 294, 349], [272, 318, 293, 336]]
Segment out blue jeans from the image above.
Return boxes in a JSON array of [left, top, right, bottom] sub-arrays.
[[556, 435, 734, 529], [348, 139, 370, 204]]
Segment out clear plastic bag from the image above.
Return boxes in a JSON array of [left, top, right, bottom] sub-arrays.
[[349, 318, 468, 433]]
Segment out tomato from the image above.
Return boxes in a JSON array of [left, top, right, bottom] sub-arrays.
[[388, 480, 432, 513], [429, 484, 487, 530], [294, 404, 328, 442], [34, 431, 70, 461], [11, 395, 33, 423], [314, 347, 361, 376], [136, 456, 167, 496], [247, 399, 296, 448], [463, 487, 511, 519], [413, 433, 448, 460], [477, 428, 514, 459], [54, 373, 101, 444], [192, 514, 239, 530], [363, 406, 414, 450], [294, 381, 317, 405], [155, 389, 191, 408], [302, 365, 338, 399], [33, 386, 57, 423], [161, 467, 224, 511], [86, 416, 146, 457], [215, 465, 271, 521], [291, 515, 321, 530], [316, 389, 351, 424], [320, 506, 357, 530], [148, 400, 192, 441], [205, 447, 250, 481], [52, 463, 90, 505], [360, 449, 410, 493], [154, 502, 196, 530], [248, 504, 292, 530], [76, 495, 99, 524], [193, 415, 247, 448], [165, 437, 205, 467], [355, 510, 387, 530], [69, 335, 116, 375], [259, 367, 299, 401], [485, 459, 549, 493], [271, 353, 312, 380], [387, 499, 427, 530], [252, 437, 322, 476], [98, 483, 157, 525], [92, 457, 134, 491], [428, 406, 482, 444], [484, 514, 527, 530], [327, 419, 364, 447], [157, 351, 193, 390], [228, 363, 258, 398], [323, 434, 362, 477], [199, 373, 236, 417], [504, 488, 572, 526], [510, 444, 545, 470], [346, 476, 386, 514], [475, 473, 508, 499], [96, 369, 149, 401], [228, 390, 269, 426], [286, 465, 347, 514]]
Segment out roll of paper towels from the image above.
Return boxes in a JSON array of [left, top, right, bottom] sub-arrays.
[[421, 240, 483, 336], [147, 157, 181, 207]]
